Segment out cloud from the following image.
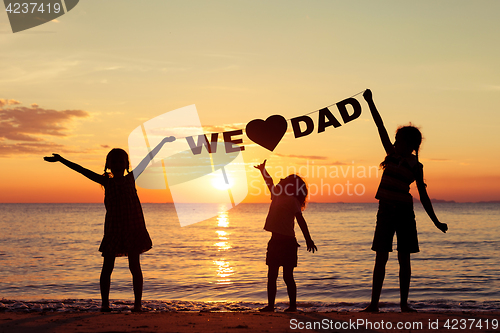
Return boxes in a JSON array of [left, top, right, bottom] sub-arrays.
[[0, 105, 89, 141], [0, 142, 78, 156], [201, 123, 247, 133], [0, 99, 21, 108], [425, 158, 453, 162], [323, 161, 349, 166], [275, 153, 329, 161], [0, 100, 90, 156]]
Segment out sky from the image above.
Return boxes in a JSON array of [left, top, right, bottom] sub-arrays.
[[1, 1, 499, 204]]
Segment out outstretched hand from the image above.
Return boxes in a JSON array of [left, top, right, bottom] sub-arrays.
[[363, 88, 372, 101], [163, 136, 176, 143], [44, 153, 62, 162], [254, 159, 267, 172], [306, 239, 317, 253], [435, 221, 448, 233]]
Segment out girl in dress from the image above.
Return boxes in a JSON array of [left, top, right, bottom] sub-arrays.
[[44, 136, 175, 312], [362, 89, 447, 312], [255, 160, 317, 312]]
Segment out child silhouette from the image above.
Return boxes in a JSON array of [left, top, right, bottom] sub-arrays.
[[44, 136, 175, 312], [362, 89, 447, 313], [255, 160, 317, 312]]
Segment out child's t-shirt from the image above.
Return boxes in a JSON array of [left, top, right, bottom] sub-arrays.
[[264, 194, 301, 237], [376, 153, 422, 203]]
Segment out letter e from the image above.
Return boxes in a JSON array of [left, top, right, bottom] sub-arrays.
[[223, 129, 245, 153]]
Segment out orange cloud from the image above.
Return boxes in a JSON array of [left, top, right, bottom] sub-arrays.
[[0, 142, 81, 155], [0, 99, 21, 108], [0, 100, 90, 156], [201, 123, 246, 133], [275, 153, 329, 160]]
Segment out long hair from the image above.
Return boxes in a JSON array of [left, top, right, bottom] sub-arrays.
[[103, 148, 130, 178], [283, 174, 308, 210], [381, 124, 422, 169]]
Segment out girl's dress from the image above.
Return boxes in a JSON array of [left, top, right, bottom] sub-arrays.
[[99, 172, 152, 257], [264, 193, 302, 267]]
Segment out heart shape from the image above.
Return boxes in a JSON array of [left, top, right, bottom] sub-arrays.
[[245, 115, 288, 151]]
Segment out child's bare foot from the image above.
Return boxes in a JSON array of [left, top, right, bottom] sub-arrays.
[[259, 305, 275, 312], [100, 307, 111, 312], [361, 304, 379, 312], [284, 306, 297, 312], [132, 306, 143, 313], [401, 304, 417, 313]]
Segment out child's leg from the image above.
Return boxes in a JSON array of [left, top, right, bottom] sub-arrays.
[[128, 253, 143, 311], [260, 265, 279, 311], [397, 251, 415, 312], [282, 265, 296, 311], [100, 255, 115, 311], [363, 251, 388, 312]]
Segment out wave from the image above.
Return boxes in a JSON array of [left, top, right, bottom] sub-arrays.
[[1, 299, 498, 313]]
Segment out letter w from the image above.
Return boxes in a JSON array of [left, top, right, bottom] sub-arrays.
[[186, 133, 219, 155]]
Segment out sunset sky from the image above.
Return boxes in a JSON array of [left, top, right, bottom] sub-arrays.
[[1, 1, 499, 204]]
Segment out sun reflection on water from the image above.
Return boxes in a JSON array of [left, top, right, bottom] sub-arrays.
[[213, 210, 234, 285], [217, 210, 230, 228], [216, 230, 228, 239], [213, 259, 234, 285]]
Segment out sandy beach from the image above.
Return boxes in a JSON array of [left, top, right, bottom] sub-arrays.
[[1, 311, 499, 333]]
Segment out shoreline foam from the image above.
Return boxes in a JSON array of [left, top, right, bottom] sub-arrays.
[[1, 299, 498, 313]]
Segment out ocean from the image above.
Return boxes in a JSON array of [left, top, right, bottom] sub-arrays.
[[0, 202, 499, 312]]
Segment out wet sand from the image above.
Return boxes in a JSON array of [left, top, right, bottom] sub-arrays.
[[0, 310, 499, 332]]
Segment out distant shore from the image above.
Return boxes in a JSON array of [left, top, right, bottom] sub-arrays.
[[2, 200, 500, 204], [1, 311, 499, 332]]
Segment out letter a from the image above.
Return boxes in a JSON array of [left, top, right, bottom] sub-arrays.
[[318, 107, 341, 133]]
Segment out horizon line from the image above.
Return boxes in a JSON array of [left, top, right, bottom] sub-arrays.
[[1, 200, 499, 204]]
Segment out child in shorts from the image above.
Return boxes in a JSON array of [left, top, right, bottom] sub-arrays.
[[255, 160, 317, 312], [362, 89, 447, 312]]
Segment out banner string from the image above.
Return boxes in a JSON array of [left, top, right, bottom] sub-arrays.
[[172, 89, 366, 140], [287, 89, 365, 121]]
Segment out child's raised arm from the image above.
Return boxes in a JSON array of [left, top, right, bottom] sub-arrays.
[[44, 154, 106, 185], [254, 159, 274, 193], [363, 89, 394, 155], [415, 166, 448, 233], [132, 136, 176, 180], [296, 212, 317, 253]]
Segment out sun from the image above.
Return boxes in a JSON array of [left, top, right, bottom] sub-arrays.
[[212, 174, 233, 190]]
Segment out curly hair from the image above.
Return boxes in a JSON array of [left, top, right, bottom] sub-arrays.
[[381, 124, 422, 169]]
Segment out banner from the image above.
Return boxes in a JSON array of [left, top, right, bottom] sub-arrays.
[[186, 91, 364, 155], [127, 91, 365, 226]]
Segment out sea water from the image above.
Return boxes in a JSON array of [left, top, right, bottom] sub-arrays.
[[0, 202, 499, 312]]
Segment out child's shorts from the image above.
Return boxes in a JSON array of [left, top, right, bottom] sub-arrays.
[[266, 233, 299, 267], [371, 201, 419, 253]]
